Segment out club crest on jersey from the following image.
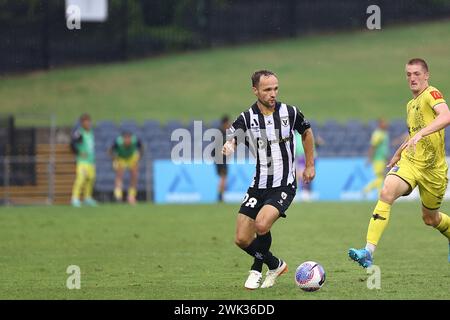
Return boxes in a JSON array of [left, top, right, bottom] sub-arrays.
[[281, 116, 289, 127]]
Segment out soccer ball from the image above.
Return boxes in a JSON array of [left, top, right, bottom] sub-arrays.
[[294, 261, 326, 292]]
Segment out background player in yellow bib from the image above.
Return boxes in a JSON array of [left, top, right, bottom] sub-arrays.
[[109, 131, 143, 205], [349, 58, 450, 267], [70, 113, 97, 207], [363, 118, 390, 196]]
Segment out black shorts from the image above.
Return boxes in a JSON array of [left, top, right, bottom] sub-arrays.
[[239, 184, 296, 220], [216, 163, 228, 176]]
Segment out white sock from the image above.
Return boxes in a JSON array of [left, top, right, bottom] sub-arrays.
[[365, 243, 376, 255]]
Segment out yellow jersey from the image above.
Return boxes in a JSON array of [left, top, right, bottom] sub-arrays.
[[402, 85, 447, 170]]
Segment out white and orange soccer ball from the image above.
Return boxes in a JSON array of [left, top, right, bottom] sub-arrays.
[[294, 261, 326, 292]]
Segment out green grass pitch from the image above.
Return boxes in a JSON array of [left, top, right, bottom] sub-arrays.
[[0, 202, 448, 299], [1, 20, 450, 126]]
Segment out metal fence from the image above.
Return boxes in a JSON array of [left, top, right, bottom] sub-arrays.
[[0, 156, 58, 205], [1, 0, 449, 74], [0, 155, 153, 206]]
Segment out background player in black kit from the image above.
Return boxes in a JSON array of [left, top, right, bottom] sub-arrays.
[[223, 70, 316, 289], [214, 115, 231, 202]]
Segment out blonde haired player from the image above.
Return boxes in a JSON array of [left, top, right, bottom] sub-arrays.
[[349, 58, 450, 266]]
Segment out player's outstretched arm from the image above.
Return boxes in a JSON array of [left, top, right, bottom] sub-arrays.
[[301, 128, 316, 184], [386, 137, 408, 169], [404, 102, 450, 150]]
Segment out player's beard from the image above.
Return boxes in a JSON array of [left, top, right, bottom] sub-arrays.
[[258, 98, 276, 109]]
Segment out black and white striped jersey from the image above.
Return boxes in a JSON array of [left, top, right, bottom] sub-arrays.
[[227, 101, 311, 189]]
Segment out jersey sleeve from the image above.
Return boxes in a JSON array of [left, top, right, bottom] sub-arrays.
[[70, 129, 82, 154], [427, 88, 446, 110], [293, 107, 311, 134], [226, 113, 247, 141]]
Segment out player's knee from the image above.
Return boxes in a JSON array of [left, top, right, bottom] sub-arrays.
[[422, 213, 440, 227], [234, 235, 251, 248], [379, 187, 395, 204], [254, 220, 270, 235]]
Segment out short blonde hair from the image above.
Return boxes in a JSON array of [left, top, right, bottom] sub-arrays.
[[407, 58, 428, 72]]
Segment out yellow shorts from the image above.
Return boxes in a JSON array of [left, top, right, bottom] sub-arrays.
[[76, 163, 96, 180], [372, 160, 386, 177], [113, 153, 140, 170], [387, 158, 448, 210]]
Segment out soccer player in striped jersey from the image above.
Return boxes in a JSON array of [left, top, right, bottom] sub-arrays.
[[223, 70, 316, 289], [349, 58, 450, 267]]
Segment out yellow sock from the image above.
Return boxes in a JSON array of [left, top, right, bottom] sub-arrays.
[[367, 200, 391, 246], [114, 187, 123, 200], [436, 212, 450, 240], [128, 187, 137, 198]]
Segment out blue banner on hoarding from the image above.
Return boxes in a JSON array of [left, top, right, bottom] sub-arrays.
[[312, 158, 376, 200], [153, 158, 383, 203], [154, 162, 213, 203], [153, 161, 254, 204]]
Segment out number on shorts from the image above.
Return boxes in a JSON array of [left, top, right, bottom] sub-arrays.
[[245, 197, 258, 208]]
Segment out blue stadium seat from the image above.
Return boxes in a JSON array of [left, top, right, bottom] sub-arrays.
[[346, 119, 364, 132], [367, 120, 378, 131], [120, 120, 141, 136], [323, 119, 343, 130], [208, 119, 221, 130], [308, 119, 318, 129], [165, 120, 184, 131], [143, 120, 161, 130], [96, 120, 116, 128]]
